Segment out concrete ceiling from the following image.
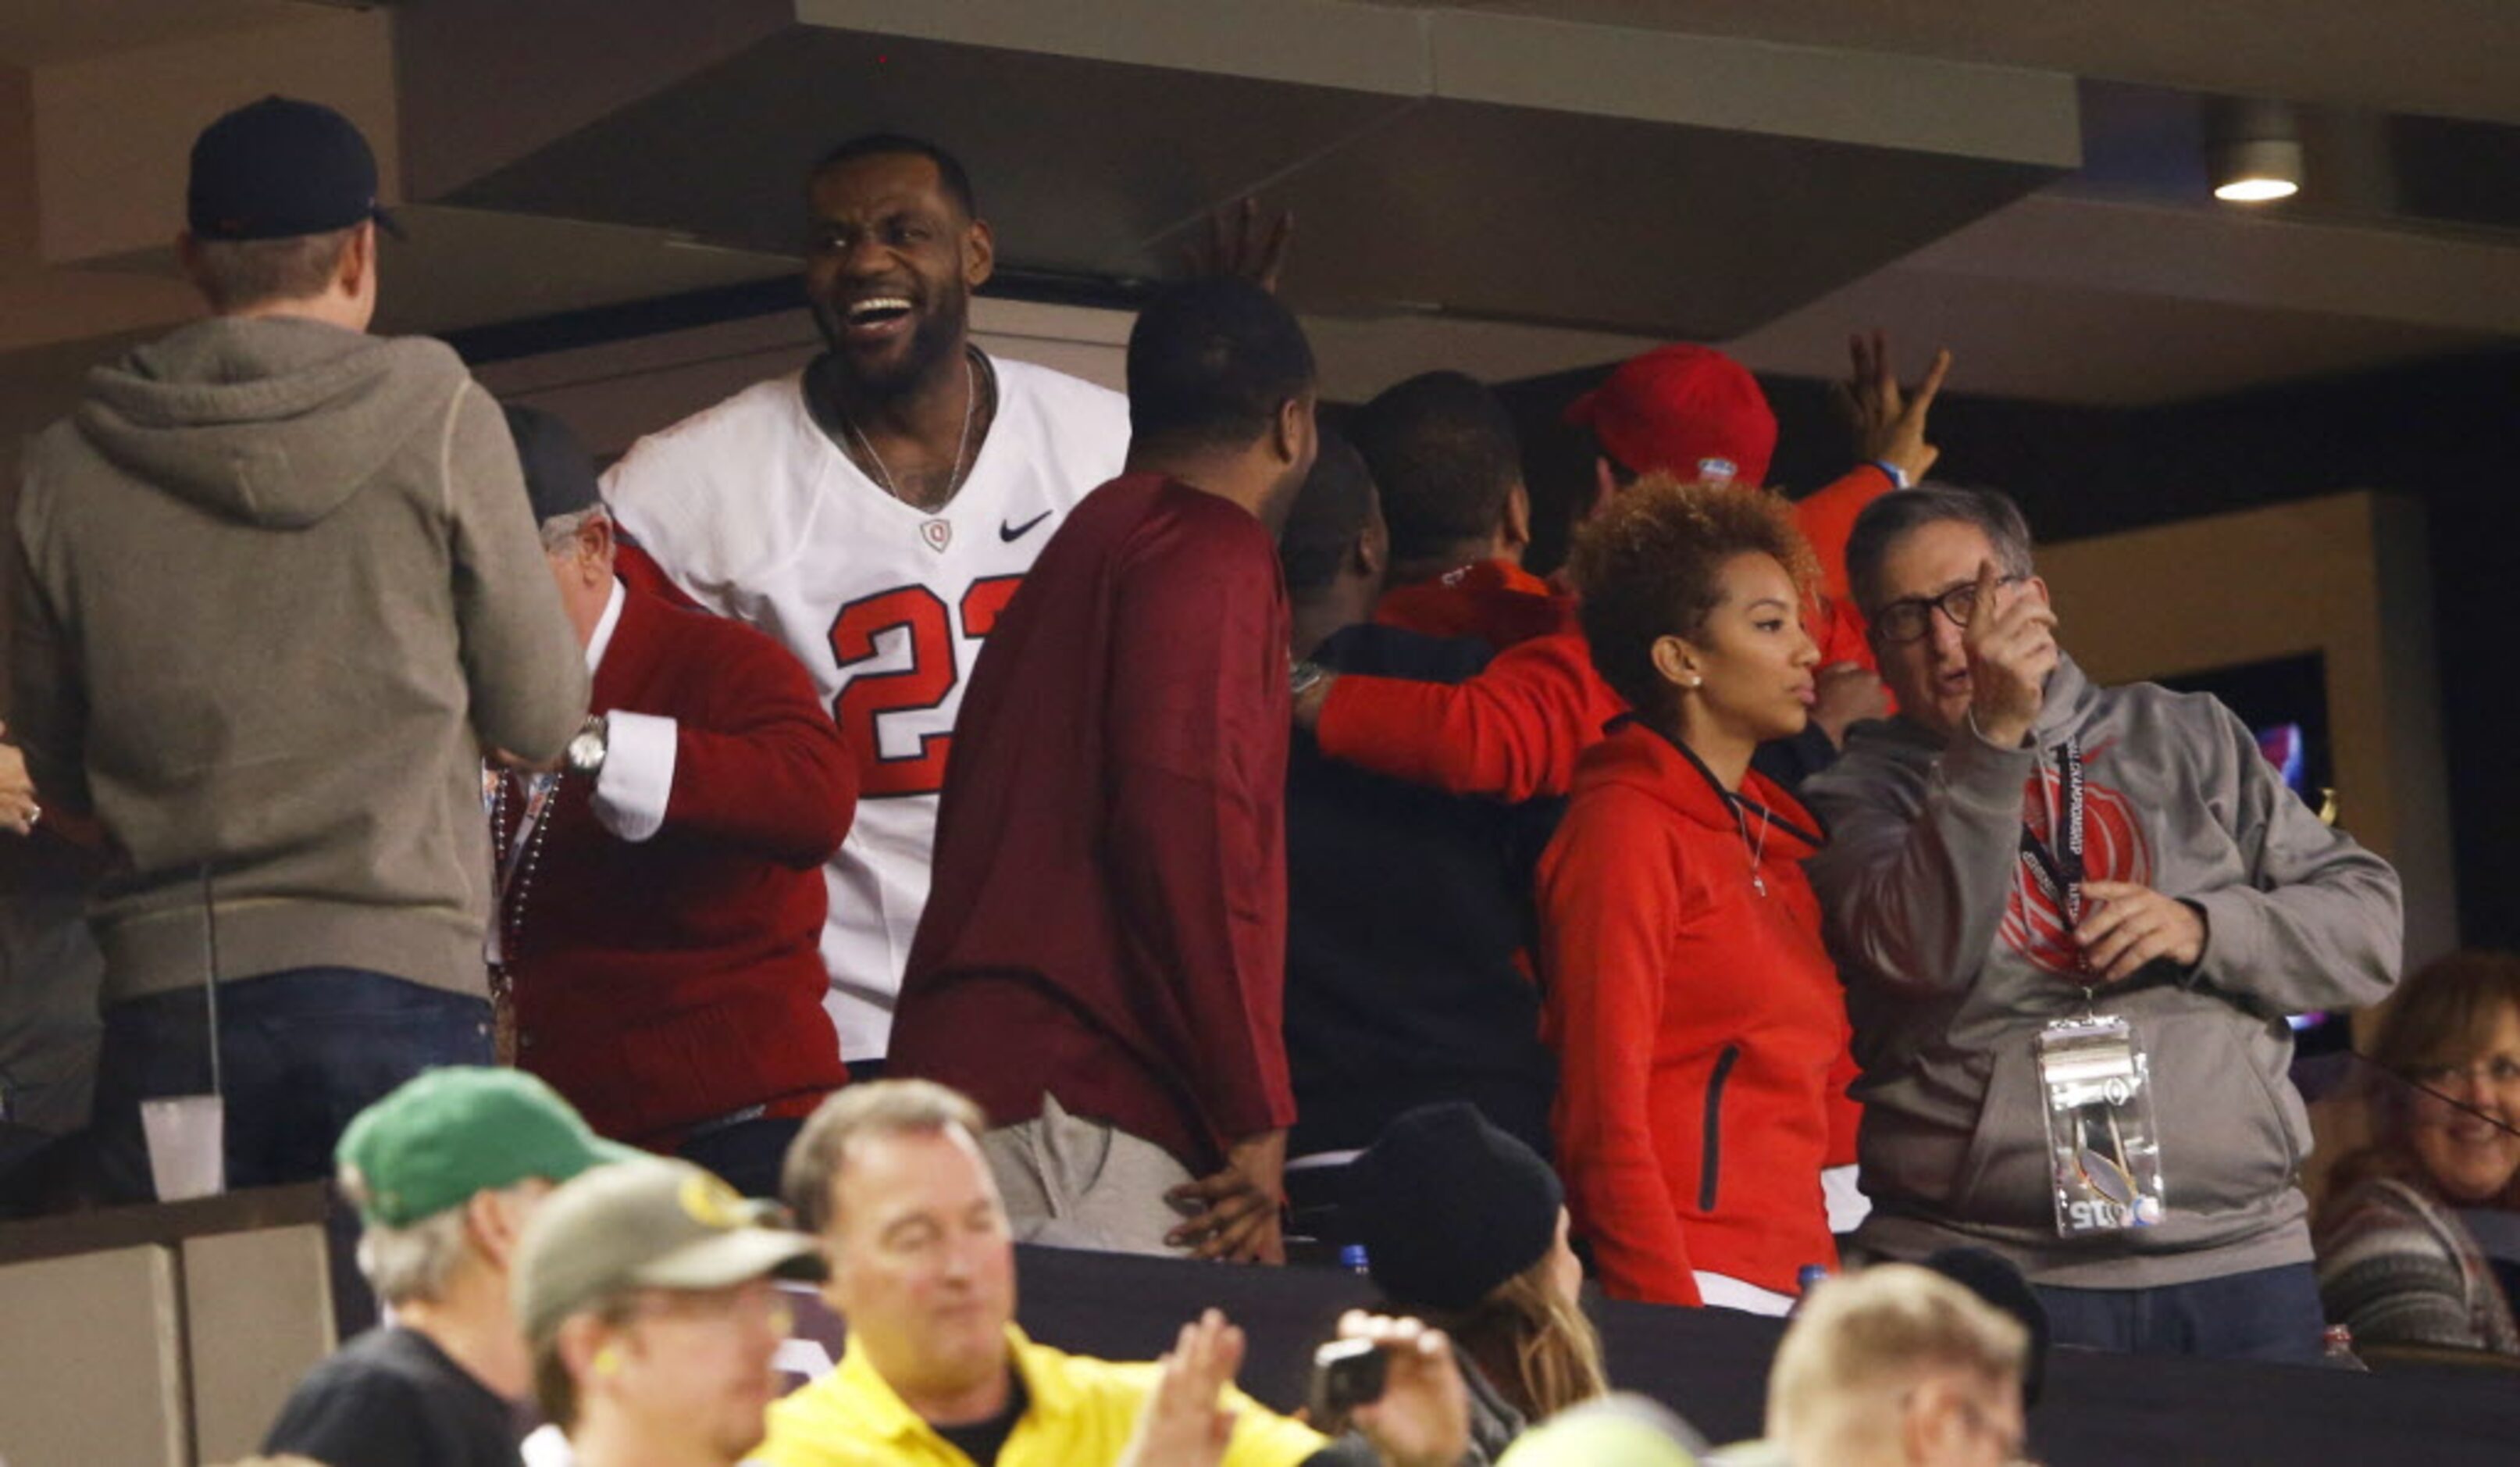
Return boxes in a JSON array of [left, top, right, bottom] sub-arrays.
[[1377, 1, 2520, 126], [1, 0, 2515, 430], [0, 0, 311, 68], [428, 5, 2069, 341]]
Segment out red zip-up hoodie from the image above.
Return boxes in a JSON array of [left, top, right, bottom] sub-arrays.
[[1539, 722, 1847, 1305]]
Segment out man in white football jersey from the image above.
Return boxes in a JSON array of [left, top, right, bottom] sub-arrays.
[[602, 135, 1132, 1069]]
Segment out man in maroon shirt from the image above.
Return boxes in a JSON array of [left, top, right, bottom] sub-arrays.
[[890, 278, 1317, 1264]]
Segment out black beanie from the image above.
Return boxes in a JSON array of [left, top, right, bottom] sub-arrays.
[[1347, 1102, 1563, 1312]]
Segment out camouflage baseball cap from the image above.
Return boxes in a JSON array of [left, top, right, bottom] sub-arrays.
[[515, 1156, 827, 1347]]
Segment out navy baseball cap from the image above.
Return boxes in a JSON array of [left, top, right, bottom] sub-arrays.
[[502, 405, 604, 524], [187, 96, 402, 242]]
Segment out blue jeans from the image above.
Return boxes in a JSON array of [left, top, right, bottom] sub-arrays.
[[678, 1117, 805, 1200], [2035, 1262, 2329, 1363], [89, 966, 491, 1202], [88, 967, 490, 1338]]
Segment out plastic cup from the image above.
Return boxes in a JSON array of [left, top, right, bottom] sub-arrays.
[[140, 1094, 226, 1201]]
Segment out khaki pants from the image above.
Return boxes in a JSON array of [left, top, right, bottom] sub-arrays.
[[979, 1094, 1193, 1255]]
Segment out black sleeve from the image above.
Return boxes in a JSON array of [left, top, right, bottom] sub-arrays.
[[1751, 723, 1840, 792], [262, 1371, 435, 1467]]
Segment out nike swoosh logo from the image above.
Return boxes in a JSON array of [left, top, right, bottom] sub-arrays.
[[1000, 511, 1053, 543]]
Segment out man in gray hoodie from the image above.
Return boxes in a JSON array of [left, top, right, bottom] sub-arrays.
[[1802, 484, 2401, 1362], [8, 97, 586, 1205]]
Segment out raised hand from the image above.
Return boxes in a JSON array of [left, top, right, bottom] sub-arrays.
[[1961, 559, 2057, 749], [1117, 1309, 1245, 1467], [1340, 1312, 1471, 1467], [1834, 330, 1952, 485], [2075, 880, 2206, 983], [1182, 198, 1294, 294]]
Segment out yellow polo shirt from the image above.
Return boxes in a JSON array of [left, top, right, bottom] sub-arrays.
[[751, 1324, 1328, 1467]]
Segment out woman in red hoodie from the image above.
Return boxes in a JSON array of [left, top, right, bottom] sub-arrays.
[[1538, 473, 1847, 1312]]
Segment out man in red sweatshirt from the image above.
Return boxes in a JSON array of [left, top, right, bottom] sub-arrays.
[[1298, 334, 1950, 802], [889, 278, 1318, 1264], [1348, 369, 1574, 652]]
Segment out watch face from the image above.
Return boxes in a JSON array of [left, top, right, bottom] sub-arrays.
[[568, 729, 604, 769]]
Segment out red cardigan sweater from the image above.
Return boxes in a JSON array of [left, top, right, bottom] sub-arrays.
[[1539, 722, 1847, 1305], [498, 587, 855, 1149]]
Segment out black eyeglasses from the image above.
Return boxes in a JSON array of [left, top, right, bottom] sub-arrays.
[[1870, 576, 2026, 645]]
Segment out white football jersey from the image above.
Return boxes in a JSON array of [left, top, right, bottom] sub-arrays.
[[602, 355, 1131, 1059]]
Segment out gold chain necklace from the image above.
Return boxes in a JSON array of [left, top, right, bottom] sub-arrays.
[[839, 352, 978, 505]]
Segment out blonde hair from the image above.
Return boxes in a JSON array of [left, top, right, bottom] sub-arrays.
[[2321, 949, 2520, 1214], [1766, 1265, 2025, 1447], [1416, 1253, 1607, 1422], [781, 1079, 988, 1234], [187, 226, 358, 312]]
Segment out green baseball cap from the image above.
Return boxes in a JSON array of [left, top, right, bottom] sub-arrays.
[[337, 1067, 639, 1227], [515, 1156, 828, 1347]]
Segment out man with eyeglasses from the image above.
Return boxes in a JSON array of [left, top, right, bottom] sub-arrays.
[[1800, 484, 2402, 1362], [515, 1155, 829, 1467]]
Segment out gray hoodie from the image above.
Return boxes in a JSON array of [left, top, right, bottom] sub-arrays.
[[12, 315, 587, 1005], [1801, 655, 2401, 1287]]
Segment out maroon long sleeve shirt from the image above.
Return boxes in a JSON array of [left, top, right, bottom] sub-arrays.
[[890, 472, 1297, 1174]]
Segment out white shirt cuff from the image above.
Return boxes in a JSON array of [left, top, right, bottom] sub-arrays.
[[590, 710, 677, 842]]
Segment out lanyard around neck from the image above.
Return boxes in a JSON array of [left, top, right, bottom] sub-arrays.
[[2019, 736, 2087, 931]]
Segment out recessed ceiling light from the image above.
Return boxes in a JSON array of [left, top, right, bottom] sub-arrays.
[[2208, 103, 2304, 205], [2214, 173, 2301, 204]]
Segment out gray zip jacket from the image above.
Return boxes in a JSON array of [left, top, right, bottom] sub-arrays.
[[1801, 655, 2401, 1287], [12, 316, 587, 1005]]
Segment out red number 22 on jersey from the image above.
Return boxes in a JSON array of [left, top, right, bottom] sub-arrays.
[[827, 574, 1024, 798]]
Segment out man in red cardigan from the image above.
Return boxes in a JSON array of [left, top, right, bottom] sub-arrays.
[[493, 406, 857, 1197]]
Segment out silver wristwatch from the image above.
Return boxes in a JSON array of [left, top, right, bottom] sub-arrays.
[[564, 714, 610, 777]]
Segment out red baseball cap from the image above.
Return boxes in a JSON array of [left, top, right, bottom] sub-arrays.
[[1564, 343, 1777, 489]]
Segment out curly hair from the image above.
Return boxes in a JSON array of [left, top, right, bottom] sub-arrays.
[[1569, 473, 1819, 723]]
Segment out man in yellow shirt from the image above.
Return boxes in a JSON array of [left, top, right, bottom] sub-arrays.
[[759, 1080, 1467, 1467]]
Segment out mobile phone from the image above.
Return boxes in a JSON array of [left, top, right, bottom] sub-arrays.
[[1308, 1337, 1388, 1424]]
